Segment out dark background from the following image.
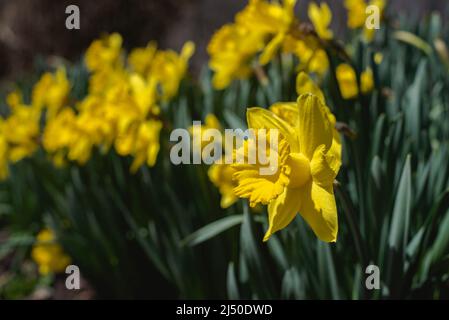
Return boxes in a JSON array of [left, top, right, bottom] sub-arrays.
[[0, 0, 447, 83]]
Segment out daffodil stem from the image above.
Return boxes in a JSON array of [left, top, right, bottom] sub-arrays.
[[253, 64, 269, 87]]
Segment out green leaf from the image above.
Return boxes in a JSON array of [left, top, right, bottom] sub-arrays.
[[429, 207, 449, 265], [281, 267, 304, 299], [0, 233, 34, 260], [226, 262, 239, 299], [180, 215, 243, 247], [394, 31, 432, 55], [388, 155, 412, 252]]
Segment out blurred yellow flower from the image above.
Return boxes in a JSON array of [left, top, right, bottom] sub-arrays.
[[361, 67, 374, 94], [336, 63, 359, 99], [32, 67, 71, 118], [128, 41, 157, 75], [208, 162, 238, 209], [208, 0, 304, 89], [208, 24, 265, 89], [31, 229, 71, 276], [151, 41, 195, 101], [336, 64, 374, 99], [85, 33, 123, 72], [43, 107, 96, 166], [374, 52, 383, 64], [38, 34, 190, 170], [232, 93, 341, 242], [2, 104, 40, 163], [129, 120, 163, 173], [283, 36, 329, 76], [345, 0, 367, 29], [308, 2, 333, 40], [345, 0, 386, 42], [236, 0, 297, 65]]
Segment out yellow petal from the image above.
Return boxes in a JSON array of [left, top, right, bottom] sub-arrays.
[[269, 102, 299, 128], [264, 187, 302, 241], [297, 94, 333, 160], [259, 33, 285, 66], [329, 131, 342, 173], [308, 2, 333, 40], [220, 192, 238, 209], [299, 181, 338, 242], [310, 144, 339, 187], [181, 41, 196, 61], [233, 167, 288, 207], [361, 68, 374, 94], [336, 63, 359, 99], [247, 107, 299, 152], [296, 72, 325, 103]]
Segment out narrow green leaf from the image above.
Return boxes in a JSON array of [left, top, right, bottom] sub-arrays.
[[180, 215, 243, 247], [226, 262, 240, 299], [388, 155, 412, 252]]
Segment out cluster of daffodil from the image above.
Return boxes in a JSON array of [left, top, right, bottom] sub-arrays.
[[207, 0, 333, 89], [31, 228, 71, 275], [207, 0, 377, 93], [0, 33, 194, 178], [1, 0, 384, 250], [206, 0, 382, 242]]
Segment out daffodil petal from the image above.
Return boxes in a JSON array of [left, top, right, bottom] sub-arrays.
[[264, 187, 302, 241], [269, 102, 299, 128], [329, 131, 342, 173], [296, 72, 325, 103], [247, 107, 299, 152], [297, 94, 333, 159], [299, 181, 338, 242], [311, 144, 338, 187], [259, 33, 285, 66], [233, 168, 287, 207]]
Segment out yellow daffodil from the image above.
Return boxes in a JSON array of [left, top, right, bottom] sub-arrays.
[[308, 2, 333, 40], [207, 0, 307, 89], [128, 41, 157, 75], [345, 0, 386, 42], [283, 36, 329, 76], [361, 67, 374, 94], [150, 41, 195, 101], [3, 105, 40, 163], [336, 64, 374, 99], [208, 24, 265, 89], [336, 63, 359, 99], [208, 161, 238, 209], [32, 67, 71, 118], [43, 107, 95, 165], [345, 0, 367, 29], [236, 0, 296, 36], [236, 0, 297, 65], [232, 92, 341, 242], [85, 33, 123, 72], [129, 120, 163, 173], [32, 229, 71, 275], [374, 52, 383, 64]]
